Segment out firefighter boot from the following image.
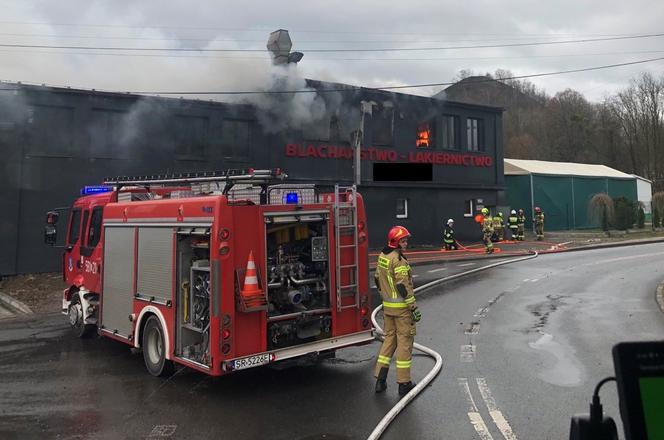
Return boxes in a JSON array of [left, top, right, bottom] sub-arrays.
[[375, 367, 389, 393], [398, 381, 417, 397]]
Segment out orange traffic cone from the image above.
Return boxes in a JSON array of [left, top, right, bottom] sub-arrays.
[[241, 251, 265, 308]]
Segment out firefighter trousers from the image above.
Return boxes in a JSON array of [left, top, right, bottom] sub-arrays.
[[535, 223, 544, 239], [375, 308, 416, 383], [483, 232, 493, 252]]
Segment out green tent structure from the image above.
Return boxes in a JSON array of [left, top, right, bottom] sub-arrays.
[[505, 159, 637, 230]]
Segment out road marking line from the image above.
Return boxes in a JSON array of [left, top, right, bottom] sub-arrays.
[[458, 378, 495, 440], [460, 345, 476, 362], [476, 378, 518, 440], [530, 278, 539, 282], [427, 267, 448, 273], [458, 262, 476, 267], [465, 322, 480, 335], [148, 425, 177, 438], [474, 307, 488, 318], [412, 274, 420, 278], [523, 279, 530, 282]]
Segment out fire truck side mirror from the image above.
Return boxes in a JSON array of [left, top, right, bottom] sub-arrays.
[[44, 225, 57, 246]]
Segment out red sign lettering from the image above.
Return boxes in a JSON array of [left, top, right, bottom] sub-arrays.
[[284, 144, 492, 167]]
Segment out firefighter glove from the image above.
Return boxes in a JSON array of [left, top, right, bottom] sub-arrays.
[[411, 307, 422, 323]]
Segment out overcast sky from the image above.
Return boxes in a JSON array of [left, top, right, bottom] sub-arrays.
[[1, 0, 663, 103]]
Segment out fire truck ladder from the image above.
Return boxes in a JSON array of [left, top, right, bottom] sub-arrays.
[[334, 184, 360, 312], [103, 168, 286, 201]]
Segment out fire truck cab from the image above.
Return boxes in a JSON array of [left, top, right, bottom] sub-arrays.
[[45, 169, 373, 377]]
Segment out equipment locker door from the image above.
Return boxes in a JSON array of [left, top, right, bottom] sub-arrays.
[[101, 226, 135, 338]]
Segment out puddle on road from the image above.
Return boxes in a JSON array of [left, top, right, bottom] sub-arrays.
[[528, 332, 584, 387]]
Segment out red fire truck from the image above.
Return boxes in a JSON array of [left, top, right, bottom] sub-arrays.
[[44, 169, 373, 377]]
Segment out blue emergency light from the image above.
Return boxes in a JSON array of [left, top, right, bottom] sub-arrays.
[[285, 192, 299, 204], [81, 185, 113, 196]]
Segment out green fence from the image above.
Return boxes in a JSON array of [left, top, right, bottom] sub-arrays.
[[505, 174, 637, 230]]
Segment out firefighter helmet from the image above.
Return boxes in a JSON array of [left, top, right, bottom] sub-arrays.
[[518, 208, 524, 214], [498, 212, 503, 218], [511, 209, 517, 215], [387, 226, 411, 248], [447, 218, 454, 226], [535, 206, 541, 213], [481, 208, 489, 215]]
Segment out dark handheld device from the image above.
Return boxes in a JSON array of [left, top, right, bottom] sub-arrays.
[[613, 341, 664, 440]]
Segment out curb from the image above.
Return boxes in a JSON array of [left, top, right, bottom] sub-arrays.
[[372, 236, 664, 269], [539, 237, 664, 254], [0, 291, 33, 315], [656, 283, 664, 314]]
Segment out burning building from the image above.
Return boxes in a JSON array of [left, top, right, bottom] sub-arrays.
[[0, 74, 504, 275]]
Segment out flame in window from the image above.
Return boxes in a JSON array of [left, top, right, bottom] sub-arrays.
[[416, 123, 431, 147]]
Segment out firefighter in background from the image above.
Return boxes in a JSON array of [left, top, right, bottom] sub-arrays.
[[492, 212, 505, 242], [533, 207, 545, 240], [374, 226, 420, 397], [481, 208, 494, 254], [516, 209, 526, 241], [443, 218, 458, 250], [508, 210, 519, 240]]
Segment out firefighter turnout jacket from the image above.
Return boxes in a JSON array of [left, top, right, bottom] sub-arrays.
[[508, 213, 518, 234], [443, 225, 457, 249], [374, 247, 417, 384]]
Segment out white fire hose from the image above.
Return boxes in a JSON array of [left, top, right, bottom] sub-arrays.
[[367, 252, 538, 440]]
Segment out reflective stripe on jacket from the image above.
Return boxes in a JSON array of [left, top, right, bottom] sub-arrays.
[[508, 215, 518, 228], [443, 226, 455, 243]]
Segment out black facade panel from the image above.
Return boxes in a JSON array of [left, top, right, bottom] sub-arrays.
[[1, 83, 503, 275]]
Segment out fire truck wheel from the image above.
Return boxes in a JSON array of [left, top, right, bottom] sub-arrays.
[[68, 294, 95, 338], [142, 315, 174, 377]]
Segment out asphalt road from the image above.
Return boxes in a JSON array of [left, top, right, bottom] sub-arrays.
[[0, 246, 662, 440]]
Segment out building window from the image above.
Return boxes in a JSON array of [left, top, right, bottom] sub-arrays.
[[27, 104, 74, 156], [372, 104, 394, 146], [222, 119, 251, 158], [89, 109, 129, 158], [329, 114, 349, 143], [416, 120, 434, 148], [441, 115, 458, 149], [303, 115, 330, 141], [464, 199, 474, 217], [396, 199, 408, 219], [466, 118, 482, 151], [174, 115, 208, 158]]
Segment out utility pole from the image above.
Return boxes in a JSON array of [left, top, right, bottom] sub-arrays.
[[353, 101, 374, 186]]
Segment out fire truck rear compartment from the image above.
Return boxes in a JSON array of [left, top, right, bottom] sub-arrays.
[[265, 217, 331, 350], [176, 228, 211, 366]]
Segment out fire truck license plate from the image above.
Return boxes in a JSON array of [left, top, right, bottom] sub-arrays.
[[231, 353, 273, 370]]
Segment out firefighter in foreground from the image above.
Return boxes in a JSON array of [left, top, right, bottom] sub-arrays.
[[516, 208, 526, 241], [374, 226, 420, 397], [481, 208, 494, 253], [443, 218, 458, 250], [534, 207, 545, 240]]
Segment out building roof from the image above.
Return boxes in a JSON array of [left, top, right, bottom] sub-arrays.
[[504, 158, 635, 179], [631, 174, 652, 184]]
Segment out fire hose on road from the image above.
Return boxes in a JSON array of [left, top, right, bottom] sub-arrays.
[[367, 252, 539, 440]]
